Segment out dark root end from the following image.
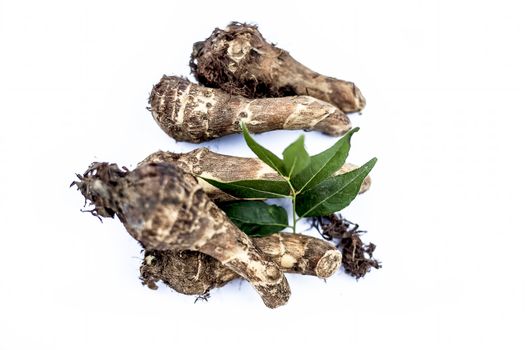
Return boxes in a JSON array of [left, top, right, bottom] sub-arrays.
[[311, 214, 381, 279], [71, 162, 128, 218], [189, 22, 294, 99]]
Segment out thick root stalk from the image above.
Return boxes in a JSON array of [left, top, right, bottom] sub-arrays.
[[140, 148, 371, 201], [73, 161, 290, 308], [141, 233, 342, 295], [148, 75, 351, 143], [190, 22, 366, 113]]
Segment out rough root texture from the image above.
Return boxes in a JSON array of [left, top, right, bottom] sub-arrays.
[[311, 214, 381, 279], [140, 233, 342, 296], [140, 148, 371, 202], [73, 161, 290, 308], [190, 22, 366, 113], [141, 249, 236, 296], [148, 75, 351, 143]]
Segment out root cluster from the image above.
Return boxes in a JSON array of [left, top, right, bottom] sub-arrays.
[[74, 22, 378, 308]]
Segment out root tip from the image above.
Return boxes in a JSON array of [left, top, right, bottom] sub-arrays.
[[315, 250, 342, 278]]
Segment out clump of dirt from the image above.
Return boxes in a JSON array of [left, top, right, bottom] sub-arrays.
[[311, 214, 381, 279]]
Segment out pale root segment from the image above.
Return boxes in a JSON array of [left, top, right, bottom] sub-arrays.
[[74, 161, 290, 308], [148, 75, 351, 143], [190, 22, 366, 113], [140, 148, 371, 201], [253, 233, 342, 278], [141, 233, 342, 295]]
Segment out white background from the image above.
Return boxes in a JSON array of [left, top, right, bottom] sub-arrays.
[[1, 0, 524, 349]]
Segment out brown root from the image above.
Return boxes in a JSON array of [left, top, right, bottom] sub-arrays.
[[140, 233, 342, 296], [141, 250, 237, 295], [140, 148, 371, 202], [190, 22, 366, 113], [148, 75, 351, 143], [73, 161, 290, 308], [311, 214, 381, 279]]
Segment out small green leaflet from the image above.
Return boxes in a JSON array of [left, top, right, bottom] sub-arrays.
[[241, 123, 286, 176], [295, 157, 377, 217], [200, 177, 290, 199], [219, 201, 289, 237], [292, 128, 360, 192], [282, 135, 310, 178]]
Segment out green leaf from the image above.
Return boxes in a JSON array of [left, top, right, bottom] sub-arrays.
[[291, 128, 360, 192], [219, 201, 289, 237], [200, 177, 290, 199], [241, 123, 286, 176], [282, 135, 311, 178], [295, 157, 377, 217]]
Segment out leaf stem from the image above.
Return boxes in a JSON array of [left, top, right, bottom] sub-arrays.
[[284, 177, 298, 234], [291, 192, 297, 234]]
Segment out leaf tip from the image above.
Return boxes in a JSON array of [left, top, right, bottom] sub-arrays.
[[343, 127, 360, 142], [349, 127, 360, 136], [364, 157, 378, 171]]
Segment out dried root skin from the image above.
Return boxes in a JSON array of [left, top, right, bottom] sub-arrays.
[[140, 148, 371, 201], [148, 75, 351, 143], [190, 22, 366, 113], [142, 250, 236, 295], [252, 233, 342, 278], [140, 148, 280, 202], [141, 233, 342, 296], [74, 161, 290, 308]]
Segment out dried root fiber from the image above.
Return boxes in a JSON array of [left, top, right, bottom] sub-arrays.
[[190, 22, 366, 113], [73, 161, 290, 308], [311, 214, 381, 279], [140, 148, 371, 202], [148, 75, 351, 143], [141, 233, 342, 296]]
